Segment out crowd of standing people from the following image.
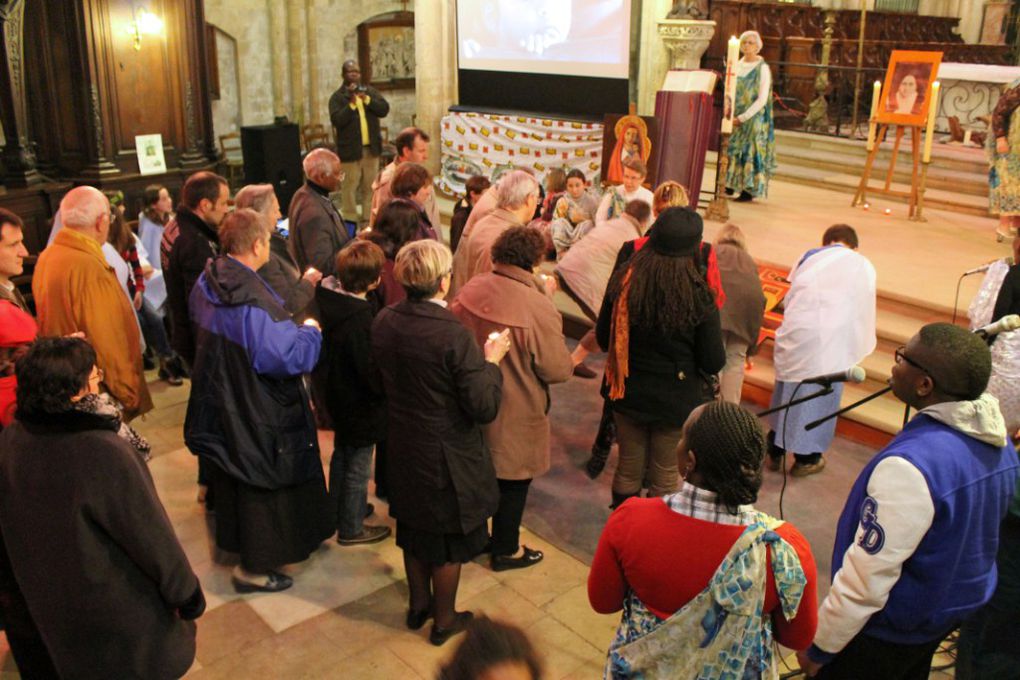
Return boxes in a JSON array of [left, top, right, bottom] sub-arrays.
[[0, 108, 1017, 680]]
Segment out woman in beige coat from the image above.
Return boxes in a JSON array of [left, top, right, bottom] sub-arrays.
[[452, 226, 573, 572]]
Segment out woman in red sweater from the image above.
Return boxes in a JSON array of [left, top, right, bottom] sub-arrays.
[[588, 400, 818, 678]]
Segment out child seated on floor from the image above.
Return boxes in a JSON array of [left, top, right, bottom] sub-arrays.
[[550, 169, 599, 258]]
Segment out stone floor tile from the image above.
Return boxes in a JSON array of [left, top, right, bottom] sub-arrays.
[[310, 582, 412, 653], [524, 616, 603, 679], [338, 646, 425, 679], [188, 618, 347, 680], [459, 583, 547, 632], [496, 529, 590, 609], [193, 599, 275, 667], [242, 542, 400, 632], [542, 584, 618, 654]]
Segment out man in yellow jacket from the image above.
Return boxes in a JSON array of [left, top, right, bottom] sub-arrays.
[[33, 186, 153, 420]]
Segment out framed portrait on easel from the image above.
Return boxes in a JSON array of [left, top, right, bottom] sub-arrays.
[[600, 112, 659, 188], [875, 50, 943, 128]]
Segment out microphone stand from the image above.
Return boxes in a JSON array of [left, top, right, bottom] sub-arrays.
[[804, 385, 891, 431], [757, 385, 834, 418]]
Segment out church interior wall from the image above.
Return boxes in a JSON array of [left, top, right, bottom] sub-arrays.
[[204, 0, 417, 143]]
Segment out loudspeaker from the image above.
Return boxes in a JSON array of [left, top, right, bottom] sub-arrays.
[[241, 123, 302, 213]]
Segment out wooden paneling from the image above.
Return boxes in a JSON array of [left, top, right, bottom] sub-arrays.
[[19, 0, 216, 183], [107, 0, 183, 164]]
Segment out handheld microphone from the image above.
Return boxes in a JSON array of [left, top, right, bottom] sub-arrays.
[[802, 365, 867, 386], [963, 257, 1014, 277], [974, 314, 1020, 338]]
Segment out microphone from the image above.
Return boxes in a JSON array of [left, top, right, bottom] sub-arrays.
[[963, 257, 1014, 277], [974, 314, 1020, 338], [802, 365, 867, 386]]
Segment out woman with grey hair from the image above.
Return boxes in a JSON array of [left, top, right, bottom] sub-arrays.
[[725, 30, 777, 202], [235, 183, 322, 317], [372, 239, 510, 646]]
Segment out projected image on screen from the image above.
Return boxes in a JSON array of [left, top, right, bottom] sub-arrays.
[[458, 0, 631, 79]]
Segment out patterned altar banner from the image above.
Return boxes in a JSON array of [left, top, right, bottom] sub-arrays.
[[438, 112, 604, 197]]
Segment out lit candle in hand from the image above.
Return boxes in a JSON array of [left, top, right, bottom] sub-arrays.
[[923, 81, 941, 163]]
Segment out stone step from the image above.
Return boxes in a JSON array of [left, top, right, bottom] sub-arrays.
[[706, 153, 990, 217], [775, 130, 988, 175]]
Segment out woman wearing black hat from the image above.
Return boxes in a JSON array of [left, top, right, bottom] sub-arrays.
[[595, 207, 726, 508]]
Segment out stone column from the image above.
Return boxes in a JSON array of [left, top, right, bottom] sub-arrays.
[[414, 0, 457, 178], [287, 0, 307, 124], [636, 0, 674, 115], [269, 0, 289, 118], [305, 0, 320, 126], [0, 0, 40, 186]]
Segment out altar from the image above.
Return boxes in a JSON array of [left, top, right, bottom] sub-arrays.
[[936, 62, 1020, 136]]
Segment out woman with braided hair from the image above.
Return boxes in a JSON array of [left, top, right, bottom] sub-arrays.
[[595, 207, 725, 508], [588, 401, 819, 678]]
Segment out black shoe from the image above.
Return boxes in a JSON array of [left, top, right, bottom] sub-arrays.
[[158, 363, 184, 387], [337, 525, 391, 546], [406, 602, 433, 630], [429, 611, 473, 646], [610, 492, 637, 510], [167, 354, 190, 379], [735, 191, 754, 202], [232, 571, 293, 594], [572, 363, 597, 379], [143, 351, 156, 371], [491, 546, 543, 572], [585, 445, 609, 480]]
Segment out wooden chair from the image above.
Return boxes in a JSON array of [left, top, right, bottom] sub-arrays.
[[218, 132, 244, 189], [301, 123, 330, 151]]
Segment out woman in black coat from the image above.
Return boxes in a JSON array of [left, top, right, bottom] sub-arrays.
[[372, 239, 510, 646], [596, 207, 726, 509], [0, 337, 204, 679]]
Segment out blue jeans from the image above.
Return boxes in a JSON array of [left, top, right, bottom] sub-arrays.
[[136, 296, 174, 359], [329, 444, 374, 539]]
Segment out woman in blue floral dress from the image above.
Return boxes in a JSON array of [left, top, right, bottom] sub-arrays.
[[725, 30, 777, 203]]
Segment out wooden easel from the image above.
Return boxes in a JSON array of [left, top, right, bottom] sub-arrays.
[[851, 124, 923, 218]]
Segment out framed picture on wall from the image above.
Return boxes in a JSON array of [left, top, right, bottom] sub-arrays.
[[876, 50, 943, 127], [358, 11, 415, 91], [600, 113, 659, 188]]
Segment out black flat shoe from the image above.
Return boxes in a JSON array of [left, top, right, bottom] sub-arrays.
[[429, 611, 473, 646], [406, 604, 433, 630], [491, 546, 544, 572], [232, 570, 293, 593], [735, 191, 754, 202]]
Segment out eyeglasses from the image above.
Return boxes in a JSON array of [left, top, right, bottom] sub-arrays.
[[894, 346, 930, 374], [895, 346, 969, 400]]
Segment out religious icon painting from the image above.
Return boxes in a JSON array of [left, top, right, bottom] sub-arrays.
[[877, 50, 943, 127], [600, 113, 659, 188]]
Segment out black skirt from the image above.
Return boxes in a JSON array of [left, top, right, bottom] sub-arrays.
[[210, 462, 333, 572], [396, 520, 489, 565]]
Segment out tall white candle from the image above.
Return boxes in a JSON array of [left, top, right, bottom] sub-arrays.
[[866, 80, 880, 150], [722, 36, 739, 134], [923, 81, 941, 163]]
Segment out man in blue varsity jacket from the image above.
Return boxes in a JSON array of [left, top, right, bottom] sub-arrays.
[[798, 322, 1019, 679]]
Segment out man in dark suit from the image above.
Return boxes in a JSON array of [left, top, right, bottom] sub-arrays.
[[288, 148, 349, 277], [329, 60, 389, 228]]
